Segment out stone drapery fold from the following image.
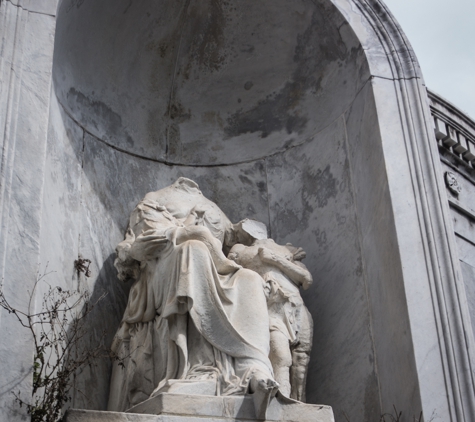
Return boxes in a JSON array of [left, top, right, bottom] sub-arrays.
[[108, 178, 273, 411]]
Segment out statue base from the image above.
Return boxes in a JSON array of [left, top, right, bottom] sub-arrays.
[[64, 393, 334, 422]]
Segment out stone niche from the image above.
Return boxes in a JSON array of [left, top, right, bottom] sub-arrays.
[[48, 0, 424, 420]]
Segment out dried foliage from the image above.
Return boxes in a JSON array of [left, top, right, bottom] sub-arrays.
[[0, 267, 109, 422]]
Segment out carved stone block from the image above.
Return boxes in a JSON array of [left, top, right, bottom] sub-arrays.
[[65, 393, 334, 422]]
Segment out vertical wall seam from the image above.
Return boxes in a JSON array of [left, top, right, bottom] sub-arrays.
[[341, 113, 384, 416], [0, 4, 26, 281], [165, 0, 191, 160], [34, 83, 56, 314], [78, 127, 86, 289], [72, 127, 86, 408]]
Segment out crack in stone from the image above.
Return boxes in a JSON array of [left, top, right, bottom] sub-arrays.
[[56, 74, 379, 168], [371, 74, 420, 82], [165, 0, 191, 160], [5, 0, 55, 17]]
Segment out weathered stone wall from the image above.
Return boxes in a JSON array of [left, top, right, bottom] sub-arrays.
[[50, 1, 386, 418], [0, 1, 57, 420], [1, 0, 474, 421]]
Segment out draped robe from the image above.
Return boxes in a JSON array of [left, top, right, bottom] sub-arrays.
[[108, 178, 273, 411]]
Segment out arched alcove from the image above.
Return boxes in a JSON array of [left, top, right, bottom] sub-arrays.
[[54, 0, 369, 166], [41, 0, 473, 420]]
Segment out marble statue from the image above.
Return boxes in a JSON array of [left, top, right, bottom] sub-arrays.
[[108, 177, 313, 416], [229, 219, 313, 401]]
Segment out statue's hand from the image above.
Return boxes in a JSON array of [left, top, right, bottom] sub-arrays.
[[129, 230, 168, 261], [292, 247, 306, 261], [183, 205, 207, 227], [258, 247, 277, 263]]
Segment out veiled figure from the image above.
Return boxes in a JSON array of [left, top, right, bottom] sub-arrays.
[[108, 178, 276, 412]]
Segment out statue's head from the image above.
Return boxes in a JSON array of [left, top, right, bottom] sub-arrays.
[[232, 219, 268, 246]]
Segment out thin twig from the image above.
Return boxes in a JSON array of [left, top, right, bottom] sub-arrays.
[[0, 270, 116, 422]]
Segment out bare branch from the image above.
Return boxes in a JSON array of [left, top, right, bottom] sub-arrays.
[[0, 269, 119, 422]]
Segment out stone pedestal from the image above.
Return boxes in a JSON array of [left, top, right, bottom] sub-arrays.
[[64, 393, 334, 422]]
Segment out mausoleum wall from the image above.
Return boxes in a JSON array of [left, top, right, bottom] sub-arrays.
[[1, 0, 474, 421], [49, 1, 404, 419]]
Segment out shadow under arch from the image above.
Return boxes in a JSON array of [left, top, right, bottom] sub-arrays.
[[50, 0, 474, 420]]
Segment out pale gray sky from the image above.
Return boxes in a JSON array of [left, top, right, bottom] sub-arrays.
[[383, 0, 475, 119]]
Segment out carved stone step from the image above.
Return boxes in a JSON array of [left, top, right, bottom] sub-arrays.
[[64, 393, 334, 422]]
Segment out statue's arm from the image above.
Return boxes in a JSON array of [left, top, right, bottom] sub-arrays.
[[228, 243, 247, 265], [114, 204, 175, 281], [258, 248, 313, 290], [182, 204, 207, 227], [115, 226, 140, 282], [128, 230, 169, 261]]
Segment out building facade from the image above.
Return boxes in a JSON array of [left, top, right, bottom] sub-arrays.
[[429, 90, 475, 363]]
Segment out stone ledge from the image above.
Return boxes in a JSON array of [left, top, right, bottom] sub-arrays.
[[64, 393, 334, 422]]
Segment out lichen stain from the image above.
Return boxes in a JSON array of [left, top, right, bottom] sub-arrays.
[[66, 88, 135, 148], [146, 108, 167, 156], [313, 228, 328, 250], [239, 175, 253, 186], [167, 101, 191, 122], [355, 256, 364, 277], [201, 111, 224, 128], [146, 40, 169, 58], [271, 204, 304, 240], [314, 165, 338, 208], [167, 124, 181, 159], [185, 0, 229, 74], [164, 99, 192, 159], [192, 166, 267, 224], [256, 181, 266, 199], [274, 155, 332, 235], [181, 138, 217, 164], [267, 151, 330, 239], [336, 213, 347, 226], [223, 3, 359, 140], [224, 80, 308, 139]]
